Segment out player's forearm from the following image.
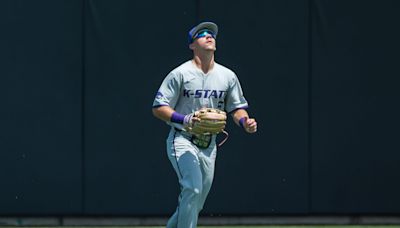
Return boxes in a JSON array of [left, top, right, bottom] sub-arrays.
[[232, 109, 249, 127], [152, 106, 192, 125], [152, 106, 176, 122]]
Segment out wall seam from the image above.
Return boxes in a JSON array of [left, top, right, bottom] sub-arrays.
[[81, 0, 87, 215], [307, 0, 313, 214]]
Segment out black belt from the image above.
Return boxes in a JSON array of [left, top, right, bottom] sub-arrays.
[[173, 127, 229, 148], [174, 127, 211, 148]]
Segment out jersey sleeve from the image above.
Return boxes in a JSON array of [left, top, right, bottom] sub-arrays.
[[152, 72, 181, 108], [225, 73, 249, 113]]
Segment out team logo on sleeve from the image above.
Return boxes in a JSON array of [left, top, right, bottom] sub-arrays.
[[183, 89, 226, 99], [155, 91, 169, 103]]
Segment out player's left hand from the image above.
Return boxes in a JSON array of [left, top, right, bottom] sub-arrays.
[[243, 117, 257, 133]]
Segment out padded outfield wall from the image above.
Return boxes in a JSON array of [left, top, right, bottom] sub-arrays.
[[0, 0, 399, 215]]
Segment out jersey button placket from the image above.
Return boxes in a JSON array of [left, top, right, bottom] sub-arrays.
[[201, 73, 208, 108]]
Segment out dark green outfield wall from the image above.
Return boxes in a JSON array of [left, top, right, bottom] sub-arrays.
[[1, 0, 399, 215]]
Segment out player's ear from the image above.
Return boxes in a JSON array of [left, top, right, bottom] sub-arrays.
[[189, 42, 195, 50]]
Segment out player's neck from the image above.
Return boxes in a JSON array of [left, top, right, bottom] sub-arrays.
[[192, 54, 215, 74]]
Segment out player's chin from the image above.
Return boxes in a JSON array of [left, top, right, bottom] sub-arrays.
[[205, 47, 216, 52], [204, 44, 216, 50]]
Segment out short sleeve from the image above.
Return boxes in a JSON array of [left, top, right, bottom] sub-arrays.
[[224, 73, 249, 113], [152, 72, 181, 108]]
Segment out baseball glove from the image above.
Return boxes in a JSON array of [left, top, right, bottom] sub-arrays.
[[186, 108, 227, 135]]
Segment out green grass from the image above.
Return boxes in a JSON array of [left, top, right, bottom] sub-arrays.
[[2, 226, 400, 228]]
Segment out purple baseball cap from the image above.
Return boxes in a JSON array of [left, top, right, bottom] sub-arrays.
[[188, 21, 218, 44]]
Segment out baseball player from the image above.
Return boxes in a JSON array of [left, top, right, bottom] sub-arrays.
[[152, 21, 257, 228]]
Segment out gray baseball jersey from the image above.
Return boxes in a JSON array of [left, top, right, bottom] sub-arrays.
[[153, 60, 248, 129]]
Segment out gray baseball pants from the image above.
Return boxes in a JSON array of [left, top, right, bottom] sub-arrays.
[[166, 129, 217, 228]]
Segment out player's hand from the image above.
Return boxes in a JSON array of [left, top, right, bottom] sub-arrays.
[[243, 117, 257, 133], [183, 113, 200, 128]]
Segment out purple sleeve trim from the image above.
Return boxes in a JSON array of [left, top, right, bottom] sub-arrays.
[[228, 105, 249, 115], [171, 112, 185, 124], [239, 117, 246, 128], [152, 104, 169, 108]]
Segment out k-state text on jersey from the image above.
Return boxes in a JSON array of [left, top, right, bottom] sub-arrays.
[[183, 89, 227, 99]]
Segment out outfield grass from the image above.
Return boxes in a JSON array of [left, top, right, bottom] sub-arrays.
[[123, 226, 400, 228], [2, 226, 400, 228]]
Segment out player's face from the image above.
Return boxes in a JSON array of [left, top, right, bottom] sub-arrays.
[[191, 30, 216, 51]]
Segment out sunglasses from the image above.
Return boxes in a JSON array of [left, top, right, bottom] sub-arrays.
[[194, 30, 216, 40]]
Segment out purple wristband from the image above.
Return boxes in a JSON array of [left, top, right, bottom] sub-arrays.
[[171, 112, 185, 124], [239, 117, 246, 128]]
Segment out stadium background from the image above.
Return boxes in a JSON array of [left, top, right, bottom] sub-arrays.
[[1, 0, 400, 225]]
